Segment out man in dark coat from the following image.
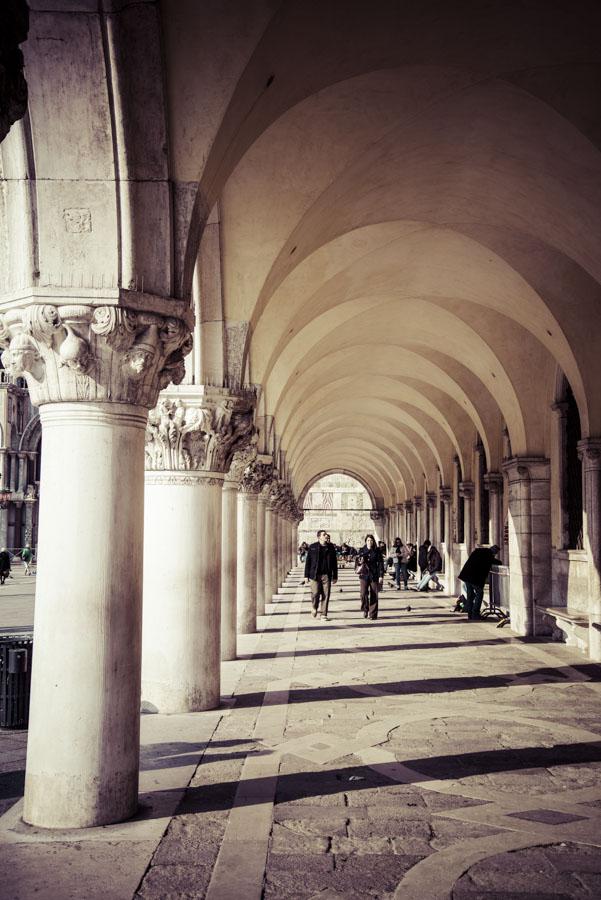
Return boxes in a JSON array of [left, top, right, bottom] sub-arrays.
[[458, 545, 502, 620], [304, 530, 338, 620], [0, 548, 10, 585]]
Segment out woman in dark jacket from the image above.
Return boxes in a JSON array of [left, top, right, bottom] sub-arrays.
[[355, 533, 385, 619]]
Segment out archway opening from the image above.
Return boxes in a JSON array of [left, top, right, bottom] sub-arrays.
[[298, 473, 374, 550]]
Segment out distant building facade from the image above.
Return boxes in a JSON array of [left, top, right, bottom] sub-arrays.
[[0, 368, 40, 549], [299, 474, 373, 547]]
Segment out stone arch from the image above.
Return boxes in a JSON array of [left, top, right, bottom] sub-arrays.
[[298, 469, 377, 510]]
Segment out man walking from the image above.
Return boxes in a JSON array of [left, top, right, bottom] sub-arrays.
[[304, 529, 338, 620], [458, 545, 502, 620]]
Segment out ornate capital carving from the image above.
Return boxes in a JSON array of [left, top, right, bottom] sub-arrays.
[[225, 442, 258, 486], [426, 491, 437, 508], [483, 472, 504, 494], [145, 389, 256, 474], [0, 304, 192, 409], [459, 481, 475, 500], [403, 500, 413, 513], [439, 486, 452, 504], [239, 459, 274, 495], [370, 510, 384, 522], [413, 496, 423, 510], [577, 438, 601, 469]]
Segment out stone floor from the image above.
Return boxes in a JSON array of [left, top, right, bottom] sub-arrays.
[[1, 567, 601, 899]]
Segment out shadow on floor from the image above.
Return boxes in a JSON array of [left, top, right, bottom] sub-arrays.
[[230, 664, 601, 709], [240, 638, 508, 661], [144, 739, 601, 816]]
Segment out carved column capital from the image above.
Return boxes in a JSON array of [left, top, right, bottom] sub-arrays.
[[403, 500, 413, 513], [483, 472, 504, 493], [503, 456, 550, 482], [370, 510, 384, 523], [439, 486, 452, 504], [426, 491, 437, 508], [413, 496, 423, 510], [459, 480, 475, 500], [239, 459, 275, 495], [145, 388, 256, 474], [0, 303, 193, 409], [577, 438, 601, 469]]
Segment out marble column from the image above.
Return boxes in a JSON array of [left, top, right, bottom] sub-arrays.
[[426, 492, 437, 543], [577, 439, 601, 660], [0, 300, 191, 829], [142, 391, 255, 712], [256, 492, 268, 616], [404, 500, 413, 542], [221, 479, 240, 661], [552, 401, 570, 549], [503, 457, 551, 637], [237, 459, 273, 633], [17, 451, 27, 492], [440, 487, 453, 584], [370, 509, 384, 541], [264, 501, 276, 602], [459, 481, 475, 552], [484, 473, 504, 555], [413, 497, 423, 545]]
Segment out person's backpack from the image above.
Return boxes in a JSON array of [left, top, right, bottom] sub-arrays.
[[428, 547, 442, 572]]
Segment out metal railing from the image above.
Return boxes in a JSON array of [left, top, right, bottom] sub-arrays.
[[484, 564, 510, 627]]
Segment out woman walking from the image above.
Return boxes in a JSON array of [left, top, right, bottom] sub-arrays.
[[355, 533, 384, 619]]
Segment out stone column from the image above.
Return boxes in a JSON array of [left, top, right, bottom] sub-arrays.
[[413, 497, 423, 545], [426, 492, 437, 543], [440, 487, 453, 582], [503, 457, 551, 637], [459, 481, 475, 552], [256, 492, 268, 616], [17, 451, 27, 492], [577, 439, 601, 660], [370, 509, 384, 540], [9, 452, 18, 492], [264, 501, 276, 602], [142, 390, 256, 711], [484, 473, 504, 555], [551, 401, 570, 549], [221, 479, 240, 661], [404, 500, 413, 542], [0, 301, 191, 829], [237, 459, 273, 633]]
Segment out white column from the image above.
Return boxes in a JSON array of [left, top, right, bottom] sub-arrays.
[[237, 491, 259, 633], [142, 471, 224, 712], [440, 487, 453, 584], [484, 473, 504, 555], [221, 480, 239, 661], [578, 439, 601, 660], [24, 403, 146, 828], [264, 503, 275, 601], [256, 494, 267, 616], [413, 498, 423, 545], [504, 457, 551, 637], [459, 481, 475, 552]]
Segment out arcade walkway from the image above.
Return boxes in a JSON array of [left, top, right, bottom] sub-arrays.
[[1, 568, 601, 899]]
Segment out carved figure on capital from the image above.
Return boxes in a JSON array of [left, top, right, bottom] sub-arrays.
[[145, 393, 256, 473], [225, 441, 259, 486], [239, 460, 274, 495], [0, 304, 193, 408]]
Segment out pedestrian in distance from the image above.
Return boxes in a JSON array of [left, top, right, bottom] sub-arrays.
[[418, 539, 430, 578], [391, 537, 411, 590], [356, 533, 384, 620], [0, 548, 10, 585], [304, 529, 338, 621], [407, 543, 417, 581], [21, 545, 34, 575], [458, 545, 502, 620]]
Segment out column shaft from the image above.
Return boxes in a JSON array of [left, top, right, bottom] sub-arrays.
[[578, 440, 601, 660], [221, 481, 239, 661], [256, 497, 267, 616], [237, 492, 258, 633], [264, 505, 275, 601], [24, 403, 146, 828]]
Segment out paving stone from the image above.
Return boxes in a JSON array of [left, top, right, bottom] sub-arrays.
[[331, 853, 424, 893], [151, 814, 227, 866], [137, 864, 212, 899], [271, 822, 331, 854], [273, 815, 349, 836], [542, 842, 601, 873], [331, 835, 394, 855], [429, 818, 502, 850], [460, 846, 591, 895]]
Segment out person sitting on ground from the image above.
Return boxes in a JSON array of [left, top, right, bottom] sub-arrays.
[[0, 548, 10, 585], [415, 542, 444, 592], [356, 533, 385, 620], [458, 544, 502, 620]]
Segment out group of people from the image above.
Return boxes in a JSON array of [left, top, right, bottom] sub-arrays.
[[301, 529, 502, 624], [0, 545, 35, 584]]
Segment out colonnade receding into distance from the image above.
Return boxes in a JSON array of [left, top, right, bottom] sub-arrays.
[[1, 0, 601, 835]]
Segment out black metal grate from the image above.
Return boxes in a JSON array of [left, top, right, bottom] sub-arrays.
[[0, 636, 33, 728]]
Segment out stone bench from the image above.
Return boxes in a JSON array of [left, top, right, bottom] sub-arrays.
[[542, 606, 589, 653]]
